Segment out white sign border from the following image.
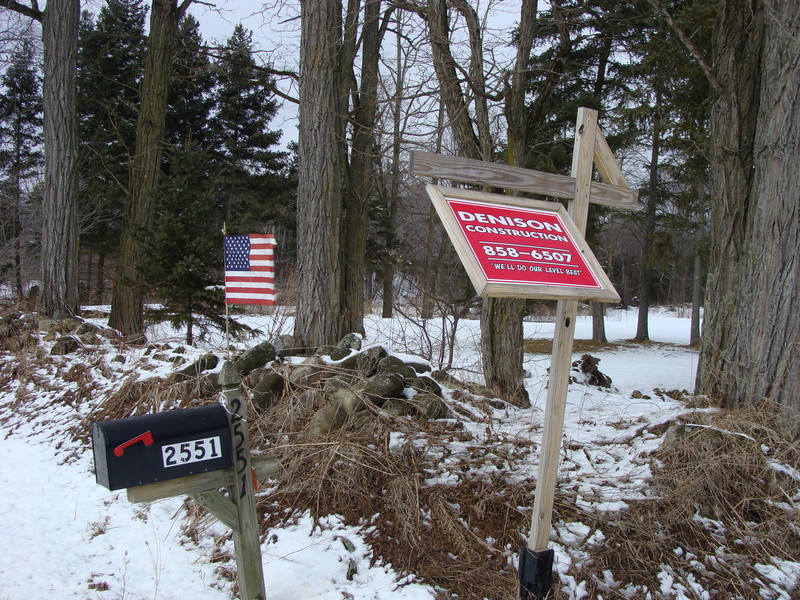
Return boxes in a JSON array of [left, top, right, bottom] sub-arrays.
[[426, 184, 621, 303]]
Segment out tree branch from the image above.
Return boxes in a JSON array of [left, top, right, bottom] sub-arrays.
[[647, 0, 723, 96], [0, 0, 43, 22]]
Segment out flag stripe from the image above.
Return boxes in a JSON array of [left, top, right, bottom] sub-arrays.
[[224, 234, 276, 306]]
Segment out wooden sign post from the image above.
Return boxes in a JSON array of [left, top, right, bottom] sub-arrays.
[[411, 107, 636, 599]]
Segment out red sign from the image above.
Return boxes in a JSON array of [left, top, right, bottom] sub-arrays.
[[444, 198, 602, 290]]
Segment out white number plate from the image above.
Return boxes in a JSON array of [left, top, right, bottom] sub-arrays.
[[162, 436, 223, 468]]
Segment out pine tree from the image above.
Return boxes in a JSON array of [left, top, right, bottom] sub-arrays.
[[0, 40, 43, 298], [166, 14, 215, 150], [138, 142, 224, 345], [212, 24, 286, 231], [77, 0, 147, 301]]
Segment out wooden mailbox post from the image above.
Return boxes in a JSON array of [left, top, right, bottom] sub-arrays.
[[412, 107, 637, 599], [93, 361, 277, 600]]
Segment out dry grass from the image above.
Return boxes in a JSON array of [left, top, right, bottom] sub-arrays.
[[571, 403, 800, 598], [2, 307, 798, 599]]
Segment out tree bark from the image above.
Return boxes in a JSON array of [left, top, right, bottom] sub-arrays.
[[426, 0, 481, 160], [479, 0, 538, 407], [41, 0, 79, 318], [698, 0, 800, 414], [295, 0, 346, 349], [382, 17, 405, 319], [109, 0, 187, 339], [635, 98, 661, 341], [341, 0, 381, 335], [690, 252, 702, 346]]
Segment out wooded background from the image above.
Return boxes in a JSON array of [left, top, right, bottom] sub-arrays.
[[0, 0, 796, 418]]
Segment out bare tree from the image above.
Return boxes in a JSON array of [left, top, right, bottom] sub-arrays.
[[695, 0, 800, 414], [1, 0, 79, 318], [294, 0, 346, 349]]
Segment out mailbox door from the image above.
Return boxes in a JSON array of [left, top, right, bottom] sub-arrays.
[[93, 404, 232, 491]]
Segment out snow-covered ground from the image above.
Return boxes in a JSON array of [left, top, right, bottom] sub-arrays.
[[0, 307, 795, 599]]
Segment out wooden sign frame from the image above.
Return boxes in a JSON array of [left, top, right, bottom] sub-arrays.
[[426, 185, 620, 303]]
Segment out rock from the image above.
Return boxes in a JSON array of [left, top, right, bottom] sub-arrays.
[[233, 340, 276, 376], [409, 376, 443, 397], [178, 353, 220, 379], [51, 335, 80, 355], [362, 373, 405, 407], [287, 355, 327, 387], [75, 322, 99, 336], [383, 398, 414, 417], [37, 317, 58, 334], [571, 354, 612, 388], [431, 370, 496, 397], [322, 376, 358, 401], [329, 387, 367, 416], [274, 334, 304, 358], [377, 357, 416, 380], [336, 346, 387, 378], [306, 404, 348, 436], [79, 332, 101, 346], [336, 333, 362, 351], [61, 316, 84, 331], [328, 347, 352, 361], [252, 372, 285, 411], [409, 392, 448, 419]]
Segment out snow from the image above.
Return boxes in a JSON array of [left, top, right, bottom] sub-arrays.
[[1, 306, 797, 599]]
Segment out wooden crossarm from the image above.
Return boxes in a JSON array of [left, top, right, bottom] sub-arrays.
[[409, 150, 638, 210]]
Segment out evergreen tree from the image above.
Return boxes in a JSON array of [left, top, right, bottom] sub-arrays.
[[212, 24, 286, 231], [139, 142, 224, 345], [77, 0, 147, 301], [0, 40, 43, 298], [166, 14, 215, 150]]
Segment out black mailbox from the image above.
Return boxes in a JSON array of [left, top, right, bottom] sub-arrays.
[[92, 404, 232, 491]]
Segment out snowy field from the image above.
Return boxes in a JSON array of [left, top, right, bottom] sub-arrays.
[[0, 307, 796, 599]]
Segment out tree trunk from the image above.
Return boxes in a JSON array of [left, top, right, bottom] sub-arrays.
[[41, 0, 79, 318], [109, 0, 185, 340], [690, 252, 702, 346], [295, 0, 346, 349], [481, 297, 529, 405], [382, 16, 405, 320], [591, 302, 607, 343], [341, 0, 380, 335], [479, 0, 537, 407], [635, 99, 661, 341], [698, 0, 800, 415]]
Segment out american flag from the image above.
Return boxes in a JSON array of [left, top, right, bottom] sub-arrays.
[[224, 234, 276, 305]]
